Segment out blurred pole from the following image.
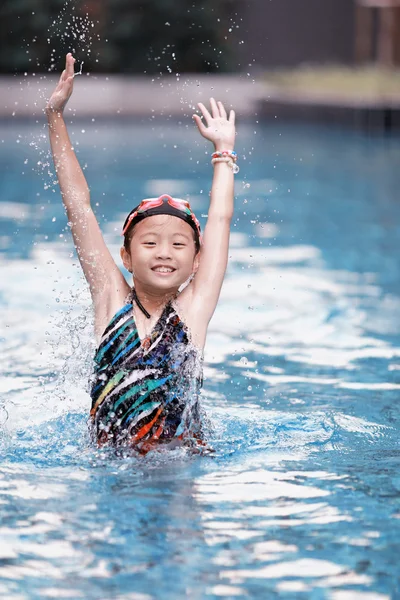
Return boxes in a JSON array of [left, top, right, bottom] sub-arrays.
[[396, 10, 400, 62], [355, 1, 400, 66], [378, 6, 396, 65], [355, 2, 373, 62]]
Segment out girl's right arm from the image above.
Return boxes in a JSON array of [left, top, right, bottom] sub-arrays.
[[46, 54, 129, 333]]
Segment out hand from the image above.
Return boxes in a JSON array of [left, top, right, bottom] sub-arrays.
[[46, 53, 75, 113], [193, 98, 235, 151]]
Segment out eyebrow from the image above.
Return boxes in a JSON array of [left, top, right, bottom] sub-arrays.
[[137, 232, 157, 240], [172, 232, 191, 240], [137, 231, 191, 241]]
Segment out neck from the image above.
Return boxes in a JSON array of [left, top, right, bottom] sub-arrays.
[[132, 281, 178, 316]]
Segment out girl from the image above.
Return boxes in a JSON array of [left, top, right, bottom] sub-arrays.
[[46, 53, 238, 452]]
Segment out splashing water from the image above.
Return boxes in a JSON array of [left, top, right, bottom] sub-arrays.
[[47, 0, 99, 73], [73, 61, 84, 77], [22, 1, 97, 195], [2, 93, 400, 600]]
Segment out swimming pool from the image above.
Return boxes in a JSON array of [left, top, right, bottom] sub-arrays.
[[0, 118, 399, 599]]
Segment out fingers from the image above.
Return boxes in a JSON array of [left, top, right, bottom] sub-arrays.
[[48, 56, 75, 112], [210, 97, 219, 119], [199, 98, 231, 122], [194, 99, 235, 136], [210, 98, 228, 120], [197, 102, 212, 126], [192, 114, 206, 135], [218, 100, 227, 120], [65, 75, 75, 100], [60, 54, 75, 82], [65, 52, 75, 78]]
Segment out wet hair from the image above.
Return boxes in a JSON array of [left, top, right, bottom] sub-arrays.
[[122, 197, 201, 254], [123, 217, 200, 254]]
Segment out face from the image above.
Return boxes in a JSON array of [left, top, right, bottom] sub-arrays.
[[120, 215, 199, 292]]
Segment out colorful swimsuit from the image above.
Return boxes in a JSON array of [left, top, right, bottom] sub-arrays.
[[89, 292, 203, 450]]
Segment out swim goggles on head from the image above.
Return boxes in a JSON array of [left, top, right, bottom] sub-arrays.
[[122, 194, 202, 248]]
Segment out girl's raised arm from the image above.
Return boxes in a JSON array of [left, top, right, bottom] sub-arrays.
[[46, 54, 129, 327], [183, 99, 235, 328]]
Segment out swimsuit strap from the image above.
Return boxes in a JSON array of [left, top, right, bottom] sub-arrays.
[[132, 288, 151, 319], [130, 288, 180, 321]]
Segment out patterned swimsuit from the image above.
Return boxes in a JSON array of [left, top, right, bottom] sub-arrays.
[[89, 293, 203, 450]]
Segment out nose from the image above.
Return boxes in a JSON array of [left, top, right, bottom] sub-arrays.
[[156, 241, 172, 260]]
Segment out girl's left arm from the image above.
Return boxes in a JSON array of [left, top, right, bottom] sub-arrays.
[[183, 99, 236, 325]]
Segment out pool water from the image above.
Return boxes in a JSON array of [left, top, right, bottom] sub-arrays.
[[0, 119, 399, 600]]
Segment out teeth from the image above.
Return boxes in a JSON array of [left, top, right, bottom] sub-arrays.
[[153, 267, 174, 273]]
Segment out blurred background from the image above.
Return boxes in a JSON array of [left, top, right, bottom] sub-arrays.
[[1, 3, 400, 599], [1, 0, 400, 73], [1, 0, 400, 128]]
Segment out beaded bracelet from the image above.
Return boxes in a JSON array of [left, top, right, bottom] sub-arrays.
[[211, 150, 237, 161], [211, 156, 240, 174], [211, 150, 239, 174]]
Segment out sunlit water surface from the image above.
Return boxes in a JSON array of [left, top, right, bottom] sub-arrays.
[[0, 120, 399, 599]]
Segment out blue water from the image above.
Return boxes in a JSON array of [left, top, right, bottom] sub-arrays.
[[0, 119, 399, 599]]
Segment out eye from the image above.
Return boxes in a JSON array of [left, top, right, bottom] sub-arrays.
[[143, 241, 156, 247], [173, 242, 185, 247]]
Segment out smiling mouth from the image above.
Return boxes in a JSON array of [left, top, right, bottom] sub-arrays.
[[151, 266, 176, 273]]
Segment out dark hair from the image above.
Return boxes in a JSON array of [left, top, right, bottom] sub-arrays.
[[122, 197, 201, 254], [123, 218, 200, 254], [123, 225, 135, 252]]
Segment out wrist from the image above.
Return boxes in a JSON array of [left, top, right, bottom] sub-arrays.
[[46, 110, 65, 129], [214, 144, 234, 152], [46, 107, 64, 119], [211, 150, 239, 174]]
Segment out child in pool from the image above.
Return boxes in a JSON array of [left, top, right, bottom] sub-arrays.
[[46, 53, 238, 452]]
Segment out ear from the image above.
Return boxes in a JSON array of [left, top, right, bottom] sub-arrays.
[[192, 249, 200, 274], [120, 246, 132, 273]]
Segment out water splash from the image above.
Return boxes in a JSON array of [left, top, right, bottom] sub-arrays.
[[24, 0, 97, 193], [73, 61, 84, 77], [47, 0, 99, 74]]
